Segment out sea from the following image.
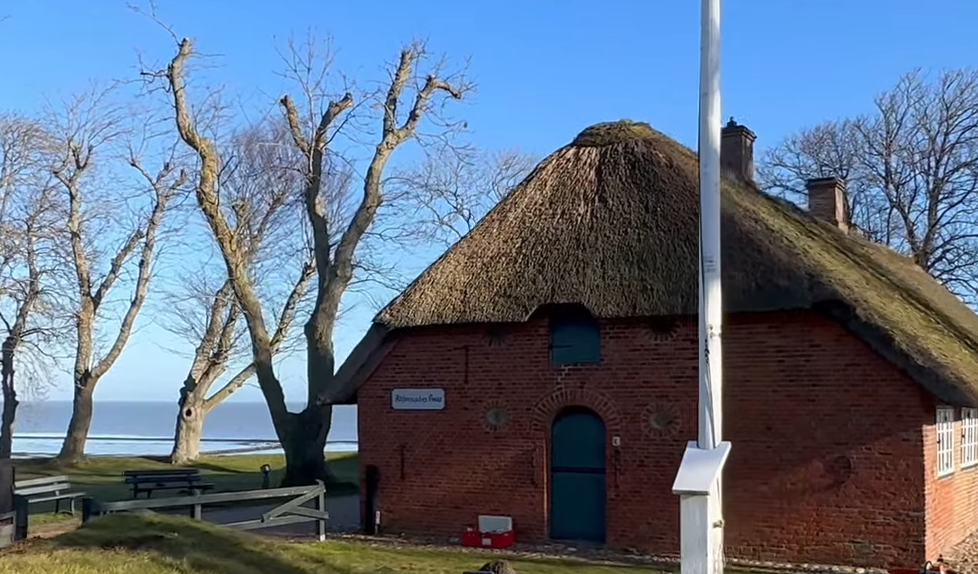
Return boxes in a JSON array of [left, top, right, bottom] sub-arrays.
[[8, 400, 358, 458]]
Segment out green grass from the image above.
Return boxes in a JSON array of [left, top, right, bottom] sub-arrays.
[[13, 453, 358, 528], [0, 513, 659, 574]]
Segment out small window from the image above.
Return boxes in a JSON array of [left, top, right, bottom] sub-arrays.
[[550, 314, 601, 366], [937, 406, 955, 477], [963, 408, 978, 468]]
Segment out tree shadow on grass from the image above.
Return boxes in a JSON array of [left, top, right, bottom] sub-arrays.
[[50, 513, 354, 574], [15, 456, 173, 481]]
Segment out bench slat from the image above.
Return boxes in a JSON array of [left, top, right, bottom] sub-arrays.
[[125, 475, 205, 484], [16, 483, 71, 496], [27, 492, 86, 504], [132, 483, 215, 493], [129, 481, 215, 499], [14, 476, 69, 489], [122, 469, 200, 477], [126, 481, 203, 487]]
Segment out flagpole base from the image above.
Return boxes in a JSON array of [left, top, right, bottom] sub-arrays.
[[679, 489, 724, 574], [673, 441, 731, 574]]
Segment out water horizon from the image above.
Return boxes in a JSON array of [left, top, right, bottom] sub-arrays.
[[5, 400, 358, 458]]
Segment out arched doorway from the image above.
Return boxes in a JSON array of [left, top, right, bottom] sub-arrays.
[[549, 407, 607, 542]]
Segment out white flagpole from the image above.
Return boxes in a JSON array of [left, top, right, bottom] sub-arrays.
[[672, 0, 729, 573], [698, 0, 725, 570], [698, 0, 723, 458]]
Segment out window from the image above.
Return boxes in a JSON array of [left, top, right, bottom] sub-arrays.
[[550, 313, 601, 366], [963, 408, 978, 468], [937, 406, 955, 477]]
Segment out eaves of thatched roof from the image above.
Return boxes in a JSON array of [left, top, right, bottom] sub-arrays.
[[334, 121, 978, 407]]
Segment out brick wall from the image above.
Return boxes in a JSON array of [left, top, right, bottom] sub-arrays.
[[357, 310, 935, 568], [924, 406, 978, 560]]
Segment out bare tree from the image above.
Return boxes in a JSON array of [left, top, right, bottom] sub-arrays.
[[384, 146, 538, 247], [757, 68, 978, 302], [44, 88, 185, 463], [164, 120, 319, 464], [156, 33, 470, 484], [0, 114, 67, 459]]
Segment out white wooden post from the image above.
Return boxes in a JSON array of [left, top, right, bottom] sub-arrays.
[[674, 442, 731, 574]]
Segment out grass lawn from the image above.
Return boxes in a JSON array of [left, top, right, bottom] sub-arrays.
[[0, 513, 660, 574], [12, 452, 358, 528]]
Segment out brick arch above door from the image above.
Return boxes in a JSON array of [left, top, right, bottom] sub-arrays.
[[530, 387, 623, 437]]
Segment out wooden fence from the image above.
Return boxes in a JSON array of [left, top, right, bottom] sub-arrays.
[[82, 481, 329, 541]]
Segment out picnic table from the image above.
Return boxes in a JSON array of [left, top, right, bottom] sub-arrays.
[[122, 468, 216, 499], [13, 475, 86, 515]]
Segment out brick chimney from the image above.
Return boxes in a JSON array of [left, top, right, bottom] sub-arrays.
[[721, 117, 756, 183], [806, 177, 849, 233]]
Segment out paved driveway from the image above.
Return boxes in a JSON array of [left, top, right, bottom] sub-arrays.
[[157, 493, 360, 538]]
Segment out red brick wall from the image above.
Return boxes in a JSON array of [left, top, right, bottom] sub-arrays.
[[924, 406, 978, 560], [356, 310, 935, 568]]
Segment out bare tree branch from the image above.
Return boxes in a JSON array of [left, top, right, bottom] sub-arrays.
[[161, 118, 322, 462], [382, 145, 537, 247], [203, 258, 316, 409], [152, 28, 471, 482], [0, 113, 68, 458], [757, 68, 978, 304], [43, 84, 183, 462], [164, 39, 290, 419]]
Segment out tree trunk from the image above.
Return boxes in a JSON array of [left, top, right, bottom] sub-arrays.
[[0, 387, 17, 460], [170, 396, 207, 464], [0, 335, 16, 460], [57, 380, 96, 463], [280, 405, 333, 486]]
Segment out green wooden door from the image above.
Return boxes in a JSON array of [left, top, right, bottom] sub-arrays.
[[549, 408, 607, 542]]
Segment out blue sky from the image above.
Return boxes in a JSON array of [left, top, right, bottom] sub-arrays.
[[2, 0, 975, 403]]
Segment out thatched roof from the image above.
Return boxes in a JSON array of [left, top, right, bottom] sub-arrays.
[[336, 120, 978, 406]]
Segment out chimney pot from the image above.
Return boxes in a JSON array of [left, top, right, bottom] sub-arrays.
[[721, 118, 757, 183], [806, 177, 850, 233]]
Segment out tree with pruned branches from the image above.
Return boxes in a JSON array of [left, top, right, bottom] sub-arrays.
[[757, 68, 978, 303], [150, 28, 483, 483], [162, 119, 322, 464], [44, 87, 185, 463]]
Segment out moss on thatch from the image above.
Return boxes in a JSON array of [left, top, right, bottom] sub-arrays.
[[364, 121, 978, 405], [572, 120, 658, 147]]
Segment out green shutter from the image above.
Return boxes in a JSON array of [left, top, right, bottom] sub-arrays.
[[550, 317, 601, 365]]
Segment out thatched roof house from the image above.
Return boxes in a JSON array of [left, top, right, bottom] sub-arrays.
[[335, 120, 978, 407]]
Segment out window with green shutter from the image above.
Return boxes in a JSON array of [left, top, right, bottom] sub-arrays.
[[549, 313, 601, 366]]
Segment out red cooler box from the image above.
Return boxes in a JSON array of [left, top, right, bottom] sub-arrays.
[[461, 515, 514, 549]]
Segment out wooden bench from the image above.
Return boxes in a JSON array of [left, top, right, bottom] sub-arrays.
[[122, 469, 215, 499], [13, 475, 86, 516]]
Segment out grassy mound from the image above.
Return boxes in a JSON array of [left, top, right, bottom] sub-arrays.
[[4, 513, 301, 573], [0, 513, 659, 574]]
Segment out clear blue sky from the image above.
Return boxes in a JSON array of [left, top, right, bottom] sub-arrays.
[[1, 0, 975, 403]]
